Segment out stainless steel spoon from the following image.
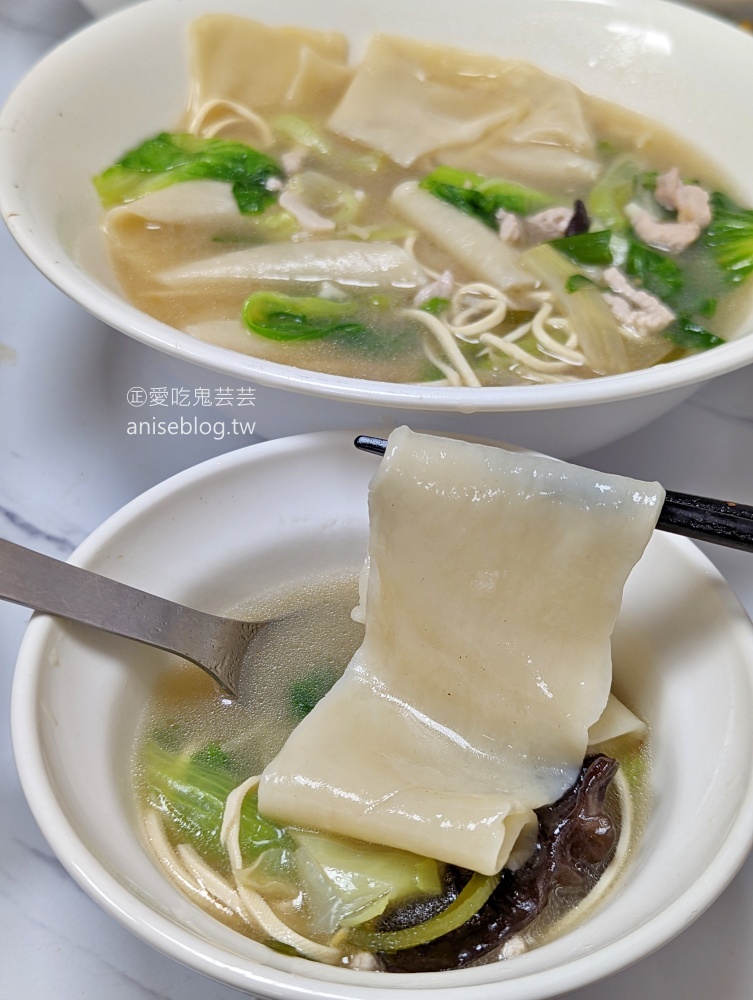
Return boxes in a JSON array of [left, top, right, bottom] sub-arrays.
[[0, 537, 265, 697]]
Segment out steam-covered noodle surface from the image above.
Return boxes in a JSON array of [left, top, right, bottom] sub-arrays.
[[135, 429, 656, 970], [96, 16, 753, 386]]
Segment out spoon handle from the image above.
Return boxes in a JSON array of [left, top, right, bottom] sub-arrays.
[[0, 538, 257, 695]]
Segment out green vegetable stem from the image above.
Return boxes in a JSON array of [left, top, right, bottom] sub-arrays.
[[348, 871, 499, 953]]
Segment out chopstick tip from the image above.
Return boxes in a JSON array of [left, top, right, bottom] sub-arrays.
[[354, 435, 387, 456]]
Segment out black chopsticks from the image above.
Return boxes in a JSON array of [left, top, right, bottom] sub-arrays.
[[353, 435, 753, 552]]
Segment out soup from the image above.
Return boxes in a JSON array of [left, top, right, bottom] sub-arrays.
[[133, 430, 656, 971], [135, 571, 648, 971], [94, 16, 753, 387]]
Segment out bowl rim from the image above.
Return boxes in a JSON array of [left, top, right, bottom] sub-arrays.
[[3, 0, 753, 412], [10, 429, 753, 999]]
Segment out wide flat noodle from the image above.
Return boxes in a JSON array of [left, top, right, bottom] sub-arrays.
[[390, 181, 535, 292], [187, 15, 351, 120], [328, 35, 595, 168], [587, 693, 647, 747], [104, 181, 240, 227], [158, 241, 428, 289], [439, 141, 602, 192], [259, 429, 663, 874]]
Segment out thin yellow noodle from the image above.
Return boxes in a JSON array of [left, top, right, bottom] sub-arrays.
[[450, 283, 508, 327], [452, 304, 507, 335], [234, 882, 342, 964], [220, 774, 261, 871], [480, 331, 573, 373], [189, 99, 274, 148], [402, 234, 443, 281], [519, 369, 580, 384], [218, 775, 346, 959], [401, 308, 481, 387], [514, 288, 553, 310], [147, 796, 341, 960], [450, 284, 509, 338], [500, 321, 534, 344], [545, 318, 581, 351], [202, 116, 248, 138], [530, 304, 585, 365], [144, 810, 203, 897], [176, 843, 244, 914], [451, 281, 504, 304], [419, 334, 462, 386]]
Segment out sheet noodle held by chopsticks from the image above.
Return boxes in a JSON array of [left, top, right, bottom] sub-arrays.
[[258, 428, 662, 875]]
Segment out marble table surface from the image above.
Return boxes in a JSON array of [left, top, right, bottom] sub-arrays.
[[3, 1, 753, 997]]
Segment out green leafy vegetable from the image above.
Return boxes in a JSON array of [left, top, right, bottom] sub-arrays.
[[420, 166, 552, 229], [587, 157, 638, 230], [622, 232, 724, 331], [348, 871, 499, 953], [271, 115, 332, 156], [703, 191, 753, 285], [625, 238, 684, 303], [294, 832, 442, 930], [143, 739, 291, 867], [550, 230, 613, 267], [93, 132, 284, 214], [243, 292, 366, 341], [152, 723, 187, 754], [243, 293, 423, 358], [565, 274, 598, 293], [664, 316, 723, 351], [638, 170, 658, 192], [190, 742, 236, 775], [290, 668, 340, 721], [420, 297, 451, 315]]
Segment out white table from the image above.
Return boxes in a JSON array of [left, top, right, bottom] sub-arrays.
[[2, 2, 753, 997]]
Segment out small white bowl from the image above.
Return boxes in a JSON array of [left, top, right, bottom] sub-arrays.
[[10, 430, 753, 999], [3, 0, 753, 456]]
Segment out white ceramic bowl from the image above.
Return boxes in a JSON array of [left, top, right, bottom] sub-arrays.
[[3, 0, 753, 457], [10, 430, 753, 999]]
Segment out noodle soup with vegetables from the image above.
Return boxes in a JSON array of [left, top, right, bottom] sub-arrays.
[[14, 421, 753, 997], [136, 573, 649, 970], [94, 15, 753, 387], [134, 429, 656, 971]]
